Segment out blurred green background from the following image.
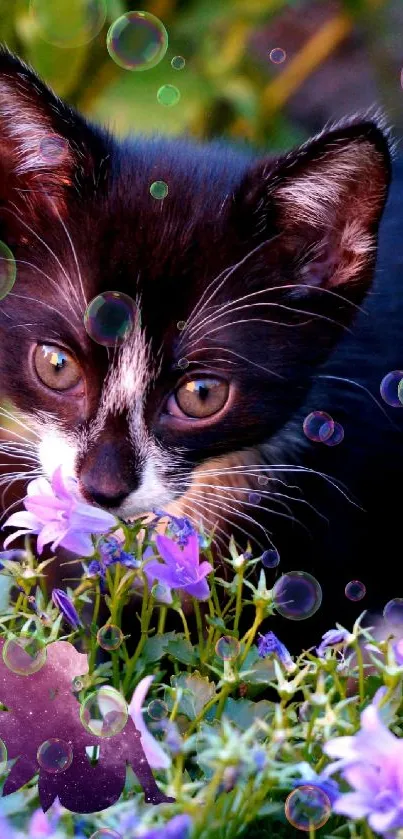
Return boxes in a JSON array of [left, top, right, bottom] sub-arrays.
[[0, 0, 401, 156]]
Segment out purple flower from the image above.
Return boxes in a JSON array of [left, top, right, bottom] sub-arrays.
[[140, 815, 192, 839], [257, 631, 295, 672], [152, 508, 196, 547], [144, 533, 213, 602], [98, 535, 140, 569], [316, 627, 351, 658], [2, 467, 116, 557], [52, 588, 82, 629], [292, 776, 340, 806], [323, 701, 403, 834]]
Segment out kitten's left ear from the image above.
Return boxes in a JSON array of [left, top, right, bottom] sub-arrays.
[[233, 115, 392, 306]]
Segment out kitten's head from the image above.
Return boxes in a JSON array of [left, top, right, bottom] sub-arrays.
[[0, 50, 391, 545]]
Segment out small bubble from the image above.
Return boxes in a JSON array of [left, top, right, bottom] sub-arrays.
[[0, 739, 7, 773], [84, 291, 138, 347], [248, 491, 262, 505], [380, 371, 403, 407], [261, 549, 280, 569], [39, 136, 69, 163], [269, 47, 286, 64], [147, 699, 169, 720], [345, 580, 366, 602], [0, 241, 16, 301], [3, 636, 46, 676], [157, 84, 181, 107], [324, 421, 344, 446], [177, 320, 186, 331], [107, 11, 168, 71], [383, 598, 403, 626], [285, 785, 331, 831], [72, 676, 84, 692], [90, 832, 123, 839], [80, 686, 128, 738], [37, 738, 73, 774], [97, 624, 123, 651], [303, 411, 334, 443], [150, 180, 168, 199], [151, 583, 171, 602], [171, 55, 185, 70], [257, 475, 269, 486], [272, 571, 322, 620], [178, 357, 189, 370], [215, 635, 240, 660], [30, 0, 106, 48]]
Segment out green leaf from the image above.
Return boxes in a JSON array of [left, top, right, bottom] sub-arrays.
[[224, 697, 275, 730], [166, 636, 198, 665], [168, 671, 216, 719], [241, 657, 276, 684], [142, 631, 177, 663]]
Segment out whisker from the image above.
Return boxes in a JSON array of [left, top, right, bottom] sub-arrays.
[[53, 206, 87, 309], [188, 480, 328, 524], [13, 258, 79, 318], [183, 345, 285, 379], [314, 374, 401, 430], [8, 293, 82, 339], [186, 492, 265, 552], [189, 488, 270, 550]]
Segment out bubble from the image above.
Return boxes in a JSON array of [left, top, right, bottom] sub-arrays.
[[248, 492, 262, 505], [303, 411, 334, 443], [178, 357, 189, 370], [345, 580, 366, 601], [72, 676, 84, 692], [157, 84, 181, 107], [107, 11, 168, 71], [30, 0, 106, 48], [380, 371, 403, 407], [97, 624, 123, 651], [0, 241, 17, 301], [151, 583, 171, 602], [285, 785, 331, 831], [177, 320, 186, 331], [324, 421, 344, 446], [269, 47, 286, 64], [84, 291, 138, 347], [147, 699, 169, 720], [90, 832, 122, 839], [37, 738, 73, 773], [0, 738, 7, 773], [272, 571, 322, 621], [383, 598, 403, 626], [80, 686, 128, 738], [3, 636, 47, 675], [257, 475, 269, 486], [150, 180, 168, 199], [215, 635, 240, 660], [39, 136, 69, 163], [261, 549, 280, 569], [171, 55, 185, 70]]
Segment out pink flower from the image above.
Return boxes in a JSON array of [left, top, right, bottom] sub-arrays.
[[128, 676, 171, 770], [2, 467, 116, 557]]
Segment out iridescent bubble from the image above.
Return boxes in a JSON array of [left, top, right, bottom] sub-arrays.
[[97, 624, 123, 651], [39, 136, 69, 163], [107, 11, 168, 71], [177, 320, 186, 330], [157, 84, 180, 107], [257, 475, 269, 486], [269, 47, 286, 64], [90, 831, 122, 839], [324, 421, 344, 446], [248, 492, 262, 505], [383, 598, 403, 626], [285, 785, 331, 831], [215, 635, 240, 660], [80, 686, 128, 738], [37, 738, 73, 773], [150, 180, 168, 199], [261, 549, 280, 569], [151, 583, 171, 602], [171, 55, 185, 70], [84, 291, 137, 347], [71, 676, 84, 692], [380, 371, 403, 407], [147, 699, 169, 720], [3, 636, 47, 676], [303, 411, 334, 443], [30, 0, 106, 48], [345, 580, 366, 601], [272, 571, 322, 620], [0, 738, 7, 773], [178, 357, 189, 370], [398, 379, 403, 406], [0, 241, 16, 301]]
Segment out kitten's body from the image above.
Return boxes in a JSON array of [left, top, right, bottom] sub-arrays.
[[0, 49, 401, 651]]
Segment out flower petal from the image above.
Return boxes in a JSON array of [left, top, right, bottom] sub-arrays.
[[155, 534, 182, 567], [37, 522, 65, 555], [58, 530, 95, 557], [128, 676, 171, 770], [26, 477, 53, 497], [3, 529, 35, 549], [369, 807, 401, 834], [69, 504, 117, 532], [332, 792, 373, 819], [3, 510, 41, 532], [50, 466, 78, 502], [144, 560, 178, 590], [198, 560, 214, 578], [184, 577, 210, 600]]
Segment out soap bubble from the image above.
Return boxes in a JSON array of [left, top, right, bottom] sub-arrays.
[[303, 411, 335, 442], [248, 492, 262, 505], [30, 0, 106, 48], [285, 785, 331, 831], [0, 739, 7, 773], [157, 84, 180, 106], [37, 738, 73, 773], [324, 421, 344, 446], [97, 624, 123, 651], [0, 241, 16, 300], [380, 371, 403, 407], [84, 291, 138, 347], [80, 686, 128, 737], [90, 831, 122, 839], [171, 55, 185, 70], [269, 47, 286, 64], [3, 636, 47, 675], [215, 636, 240, 660], [177, 320, 186, 330], [39, 136, 69, 163], [107, 11, 168, 71], [383, 598, 403, 626], [257, 475, 269, 486], [177, 358, 189, 370], [71, 676, 84, 692], [272, 571, 322, 620], [345, 580, 366, 601], [150, 180, 169, 199], [261, 549, 280, 569], [147, 699, 169, 720]]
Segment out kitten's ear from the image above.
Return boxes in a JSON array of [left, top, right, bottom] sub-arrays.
[[234, 116, 391, 306], [0, 48, 106, 225]]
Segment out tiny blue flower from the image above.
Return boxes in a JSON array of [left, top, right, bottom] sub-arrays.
[[316, 627, 350, 658], [251, 748, 267, 771], [257, 631, 294, 671]]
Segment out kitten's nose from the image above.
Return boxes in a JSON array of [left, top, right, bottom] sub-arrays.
[[79, 441, 139, 510], [81, 484, 131, 510]]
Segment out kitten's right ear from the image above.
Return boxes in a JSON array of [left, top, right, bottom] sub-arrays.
[[0, 48, 107, 230]]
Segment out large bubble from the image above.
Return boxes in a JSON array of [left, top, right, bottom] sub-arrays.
[[107, 12, 168, 71], [3, 636, 47, 676], [80, 686, 128, 737], [84, 291, 138, 347], [0, 241, 17, 301], [30, 0, 107, 48], [272, 571, 322, 620]]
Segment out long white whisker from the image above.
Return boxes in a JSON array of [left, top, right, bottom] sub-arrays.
[[53, 207, 87, 309], [189, 488, 270, 550]]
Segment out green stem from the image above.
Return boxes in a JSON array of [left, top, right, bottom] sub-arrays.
[[309, 825, 316, 839], [233, 567, 245, 634], [194, 600, 204, 658], [354, 641, 365, 704], [238, 606, 264, 667], [158, 606, 167, 634], [177, 608, 191, 643], [88, 583, 101, 675]]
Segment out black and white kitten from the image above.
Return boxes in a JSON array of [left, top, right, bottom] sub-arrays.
[[0, 48, 401, 651]]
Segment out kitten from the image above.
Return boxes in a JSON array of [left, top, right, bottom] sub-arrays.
[[0, 48, 401, 651]]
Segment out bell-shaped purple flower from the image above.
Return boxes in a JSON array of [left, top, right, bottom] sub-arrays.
[[51, 588, 81, 629]]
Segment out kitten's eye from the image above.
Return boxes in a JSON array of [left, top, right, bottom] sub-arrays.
[[33, 344, 82, 391], [173, 376, 229, 418]]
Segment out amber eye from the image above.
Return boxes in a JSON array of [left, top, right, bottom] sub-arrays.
[[174, 377, 229, 418], [34, 344, 82, 391]]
